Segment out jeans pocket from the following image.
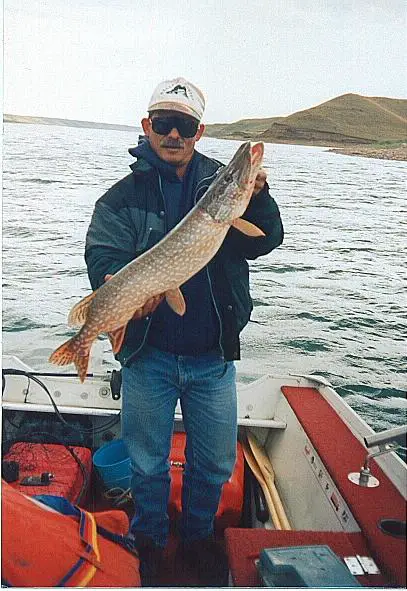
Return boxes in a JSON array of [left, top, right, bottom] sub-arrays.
[[210, 357, 235, 380]]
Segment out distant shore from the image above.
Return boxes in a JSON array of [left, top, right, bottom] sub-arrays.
[[5, 114, 406, 162], [327, 144, 407, 162], [4, 114, 138, 132]]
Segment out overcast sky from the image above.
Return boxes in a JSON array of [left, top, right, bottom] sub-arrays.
[[4, 0, 406, 125]]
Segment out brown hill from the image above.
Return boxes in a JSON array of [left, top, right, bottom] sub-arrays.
[[204, 94, 407, 146]]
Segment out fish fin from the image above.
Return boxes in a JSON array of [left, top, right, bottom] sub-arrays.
[[49, 335, 90, 383], [165, 288, 186, 316], [108, 324, 128, 354], [232, 218, 266, 237], [68, 291, 96, 327]]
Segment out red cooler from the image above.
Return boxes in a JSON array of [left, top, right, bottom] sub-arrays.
[[168, 432, 244, 528]]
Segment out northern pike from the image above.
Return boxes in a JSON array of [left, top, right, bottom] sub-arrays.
[[49, 141, 265, 381]]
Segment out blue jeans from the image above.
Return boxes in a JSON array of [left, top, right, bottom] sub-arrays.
[[121, 345, 237, 548]]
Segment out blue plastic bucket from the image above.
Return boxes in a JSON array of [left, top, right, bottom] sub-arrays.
[[92, 439, 132, 490]]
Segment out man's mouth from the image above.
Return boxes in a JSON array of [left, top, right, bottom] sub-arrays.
[[161, 142, 184, 150]]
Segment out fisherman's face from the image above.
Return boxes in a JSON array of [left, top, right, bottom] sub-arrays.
[[142, 110, 205, 174]]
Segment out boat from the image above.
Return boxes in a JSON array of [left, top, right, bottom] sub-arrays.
[[1, 353, 406, 587]]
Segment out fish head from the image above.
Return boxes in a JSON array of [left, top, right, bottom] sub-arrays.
[[202, 141, 264, 222]]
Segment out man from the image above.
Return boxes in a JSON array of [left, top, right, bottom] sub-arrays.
[[85, 77, 284, 586]]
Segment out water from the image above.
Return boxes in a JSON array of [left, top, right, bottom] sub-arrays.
[[2, 122, 406, 435]]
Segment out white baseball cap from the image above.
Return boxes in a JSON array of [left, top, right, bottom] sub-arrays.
[[147, 77, 205, 121]]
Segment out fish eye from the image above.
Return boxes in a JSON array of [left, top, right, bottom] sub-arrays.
[[224, 173, 233, 183]]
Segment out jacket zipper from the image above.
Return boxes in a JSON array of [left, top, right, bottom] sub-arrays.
[[193, 170, 219, 201], [193, 175, 225, 360], [206, 266, 224, 359]]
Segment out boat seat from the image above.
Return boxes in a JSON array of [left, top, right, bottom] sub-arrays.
[[225, 528, 389, 587]]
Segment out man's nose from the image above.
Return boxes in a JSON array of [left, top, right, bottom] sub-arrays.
[[167, 127, 181, 138]]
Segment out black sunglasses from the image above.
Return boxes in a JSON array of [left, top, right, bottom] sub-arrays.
[[150, 116, 199, 138]]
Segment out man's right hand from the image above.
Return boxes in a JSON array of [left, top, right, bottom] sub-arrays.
[[104, 274, 164, 319]]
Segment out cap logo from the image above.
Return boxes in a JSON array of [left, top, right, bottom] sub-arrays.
[[165, 84, 188, 98], [148, 77, 205, 120]]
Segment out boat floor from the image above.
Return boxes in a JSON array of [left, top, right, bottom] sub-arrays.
[[86, 491, 395, 588], [86, 492, 227, 588]]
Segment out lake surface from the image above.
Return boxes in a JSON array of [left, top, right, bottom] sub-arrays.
[[2, 122, 406, 434]]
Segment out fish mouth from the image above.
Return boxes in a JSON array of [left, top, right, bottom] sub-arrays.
[[251, 142, 264, 168], [198, 140, 265, 223], [238, 141, 263, 169], [227, 141, 263, 184]]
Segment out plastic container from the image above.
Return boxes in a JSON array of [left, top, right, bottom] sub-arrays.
[[92, 439, 131, 490], [257, 545, 361, 587]]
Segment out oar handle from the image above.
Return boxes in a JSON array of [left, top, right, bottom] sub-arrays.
[[241, 442, 282, 530], [246, 431, 292, 530], [261, 471, 292, 530]]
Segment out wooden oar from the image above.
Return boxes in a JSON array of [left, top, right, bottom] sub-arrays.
[[247, 430, 292, 530], [241, 440, 282, 530]]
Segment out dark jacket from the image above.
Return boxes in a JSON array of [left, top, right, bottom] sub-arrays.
[[85, 147, 284, 366]]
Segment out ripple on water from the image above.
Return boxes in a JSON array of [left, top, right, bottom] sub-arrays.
[[23, 178, 65, 184], [271, 264, 316, 273], [338, 384, 407, 400], [295, 312, 332, 323], [3, 317, 52, 332], [284, 338, 332, 353]]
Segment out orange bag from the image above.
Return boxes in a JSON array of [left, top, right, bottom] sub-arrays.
[[1, 480, 141, 587]]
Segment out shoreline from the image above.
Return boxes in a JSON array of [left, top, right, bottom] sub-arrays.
[[327, 144, 407, 161], [204, 131, 407, 162], [5, 117, 406, 162]]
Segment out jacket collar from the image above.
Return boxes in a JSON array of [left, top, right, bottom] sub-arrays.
[[129, 140, 223, 201], [129, 138, 179, 181]]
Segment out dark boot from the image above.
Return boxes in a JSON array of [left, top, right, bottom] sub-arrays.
[[178, 535, 229, 587], [125, 533, 164, 587]]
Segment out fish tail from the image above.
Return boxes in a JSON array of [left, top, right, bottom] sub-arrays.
[[49, 334, 91, 383]]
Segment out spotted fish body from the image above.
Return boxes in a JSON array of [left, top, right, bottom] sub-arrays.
[[49, 141, 264, 381]]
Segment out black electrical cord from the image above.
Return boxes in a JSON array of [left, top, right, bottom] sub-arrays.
[[2, 369, 120, 435]]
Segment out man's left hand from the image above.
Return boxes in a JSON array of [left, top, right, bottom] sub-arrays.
[[252, 168, 267, 196]]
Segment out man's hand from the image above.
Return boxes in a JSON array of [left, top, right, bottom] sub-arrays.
[[104, 274, 164, 319], [132, 294, 165, 319], [252, 168, 267, 196]]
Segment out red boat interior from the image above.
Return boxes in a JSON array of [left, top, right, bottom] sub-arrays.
[[2, 385, 406, 587]]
